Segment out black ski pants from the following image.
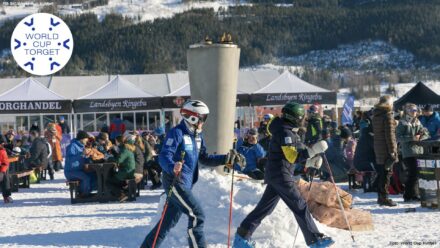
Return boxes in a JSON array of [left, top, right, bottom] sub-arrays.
[[0, 171, 11, 198], [402, 157, 419, 199], [238, 179, 321, 246]]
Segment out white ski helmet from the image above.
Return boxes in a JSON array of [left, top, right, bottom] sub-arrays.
[[180, 100, 210, 125]]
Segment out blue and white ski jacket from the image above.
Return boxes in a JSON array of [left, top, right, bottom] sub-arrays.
[[159, 120, 226, 190]]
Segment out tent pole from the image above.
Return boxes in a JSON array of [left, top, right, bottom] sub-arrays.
[[70, 108, 74, 138]]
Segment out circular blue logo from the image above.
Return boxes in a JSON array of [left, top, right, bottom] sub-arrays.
[[11, 13, 74, 76]]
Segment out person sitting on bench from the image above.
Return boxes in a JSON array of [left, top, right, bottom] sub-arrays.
[[64, 131, 97, 197], [95, 132, 113, 159], [107, 134, 136, 202], [133, 133, 145, 184], [142, 131, 162, 190], [0, 144, 12, 203]]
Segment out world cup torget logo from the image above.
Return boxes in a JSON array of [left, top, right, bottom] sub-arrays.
[[10, 13, 74, 76]]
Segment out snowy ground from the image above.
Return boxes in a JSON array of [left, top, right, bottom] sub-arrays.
[[1, 169, 440, 248]]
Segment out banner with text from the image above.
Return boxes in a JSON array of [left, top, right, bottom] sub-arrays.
[[250, 92, 336, 106], [73, 97, 162, 113], [0, 100, 72, 114]]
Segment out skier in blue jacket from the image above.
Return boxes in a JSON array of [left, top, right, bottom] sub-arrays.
[[141, 100, 245, 248]]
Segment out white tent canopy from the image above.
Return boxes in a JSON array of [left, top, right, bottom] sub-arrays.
[[166, 83, 190, 96], [0, 77, 66, 101], [79, 75, 156, 99], [254, 71, 331, 94], [251, 71, 336, 106], [166, 83, 247, 96]]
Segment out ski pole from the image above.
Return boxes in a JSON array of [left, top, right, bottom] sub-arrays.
[[321, 152, 355, 242], [227, 138, 238, 248], [292, 169, 317, 248], [152, 151, 185, 248]]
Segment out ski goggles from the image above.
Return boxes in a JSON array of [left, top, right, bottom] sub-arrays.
[[180, 109, 208, 124]]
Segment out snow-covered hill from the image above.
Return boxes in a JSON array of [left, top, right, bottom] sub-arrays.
[[0, 0, 248, 25], [336, 81, 440, 108], [279, 41, 439, 71], [1, 169, 440, 248]]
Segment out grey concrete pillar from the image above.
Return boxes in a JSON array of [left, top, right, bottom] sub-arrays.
[[187, 43, 240, 154]]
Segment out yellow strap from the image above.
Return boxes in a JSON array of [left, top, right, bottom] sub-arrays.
[[266, 117, 274, 136], [281, 146, 298, 163], [312, 126, 317, 137]]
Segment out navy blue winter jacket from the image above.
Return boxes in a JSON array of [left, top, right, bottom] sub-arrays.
[[419, 111, 440, 139], [159, 120, 226, 190]]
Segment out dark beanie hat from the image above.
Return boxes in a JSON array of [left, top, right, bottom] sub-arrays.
[[247, 128, 258, 136], [423, 104, 433, 112], [340, 127, 352, 139], [76, 130, 89, 140]]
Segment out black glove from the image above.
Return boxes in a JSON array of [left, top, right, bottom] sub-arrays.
[[225, 149, 246, 170], [236, 154, 246, 169]]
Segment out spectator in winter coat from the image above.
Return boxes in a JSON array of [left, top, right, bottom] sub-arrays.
[[0, 145, 12, 203], [153, 127, 166, 148], [341, 127, 357, 171], [30, 122, 40, 134], [95, 132, 113, 159], [58, 116, 70, 135], [107, 134, 136, 202], [353, 110, 363, 132], [142, 131, 162, 190], [83, 137, 105, 162], [305, 104, 323, 146], [341, 127, 361, 187], [329, 121, 342, 154], [372, 95, 398, 207], [354, 113, 376, 172], [64, 131, 96, 196], [397, 103, 430, 202], [133, 134, 145, 183], [419, 104, 440, 140], [236, 128, 266, 180], [109, 117, 126, 141], [45, 123, 63, 172], [27, 130, 49, 170], [4, 129, 17, 155]]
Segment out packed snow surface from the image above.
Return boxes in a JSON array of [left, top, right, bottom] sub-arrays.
[[1, 169, 440, 247]]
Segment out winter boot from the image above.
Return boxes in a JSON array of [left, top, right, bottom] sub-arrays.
[[309, 236, 335, 248], [233, 233, 255, 248], [404, 196, 420, 202], [119, 193, 128, 203], [3, 196, 13, 204], [150, 181, 162, 190], [377, 198, 397, 207]]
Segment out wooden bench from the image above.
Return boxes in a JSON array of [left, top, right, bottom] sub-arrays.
[[66, 178, 139, 204], [10, 169, 34, 192]]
